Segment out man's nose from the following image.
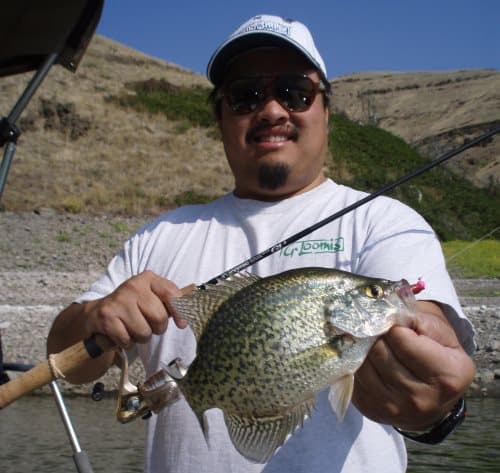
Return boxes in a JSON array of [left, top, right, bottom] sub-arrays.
[[255, 96, 289, 123]]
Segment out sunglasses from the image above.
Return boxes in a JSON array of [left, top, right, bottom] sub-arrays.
[[219, 74, 326, 115]]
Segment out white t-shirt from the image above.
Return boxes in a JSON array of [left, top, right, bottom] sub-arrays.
[[77, 179, 474, 473]]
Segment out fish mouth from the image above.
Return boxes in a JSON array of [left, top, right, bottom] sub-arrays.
[[388, 279, 417, 329]]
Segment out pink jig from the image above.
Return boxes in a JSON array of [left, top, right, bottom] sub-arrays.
[[411, 279, 426, 294]]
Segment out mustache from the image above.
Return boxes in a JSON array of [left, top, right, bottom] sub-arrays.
[[246, 124, 298, 143]]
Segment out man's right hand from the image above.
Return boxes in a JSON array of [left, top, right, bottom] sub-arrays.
[[82, 270, 187, 348], [46, 270, 187, 383]]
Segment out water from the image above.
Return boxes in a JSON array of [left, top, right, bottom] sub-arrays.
[[0, 395, 145, 472], [406, 397, 499, 473], [0, 395, 498, 472]]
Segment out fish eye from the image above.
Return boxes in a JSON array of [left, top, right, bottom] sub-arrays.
[[365, 284, 384, 299]]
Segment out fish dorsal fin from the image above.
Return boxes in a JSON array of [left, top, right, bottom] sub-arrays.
[[328, 374, 354, 421], [223, 399, 315, 463], [214, 271, 260, 289], [171, 272, 260, 341]]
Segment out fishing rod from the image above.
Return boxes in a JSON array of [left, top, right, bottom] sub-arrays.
[[0, 126, 498, 411], [207, 125, 500, 284]]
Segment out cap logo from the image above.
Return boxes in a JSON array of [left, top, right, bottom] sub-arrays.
[[237, 18, 291, 38]]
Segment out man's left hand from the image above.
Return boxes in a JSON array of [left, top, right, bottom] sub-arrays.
[[353, 301, 475, 431]]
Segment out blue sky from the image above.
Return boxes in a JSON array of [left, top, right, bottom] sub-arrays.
[[96, 1, 499, 80]]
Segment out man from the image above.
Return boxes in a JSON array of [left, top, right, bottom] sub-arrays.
[[47, 14, 475, 472]]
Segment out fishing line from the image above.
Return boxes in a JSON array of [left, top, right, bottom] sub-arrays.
[[444, 226, 499, 267], [414, 226, 499, 283], [204, 126, 500, 285]]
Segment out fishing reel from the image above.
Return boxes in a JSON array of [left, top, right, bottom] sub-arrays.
[[112, 349, 187, 423]]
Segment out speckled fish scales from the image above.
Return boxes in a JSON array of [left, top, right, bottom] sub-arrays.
[[171, 267, 416, 463]]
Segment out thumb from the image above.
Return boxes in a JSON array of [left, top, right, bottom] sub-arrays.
[[413, 306, 460, 348], [149, 274, 188, 329]]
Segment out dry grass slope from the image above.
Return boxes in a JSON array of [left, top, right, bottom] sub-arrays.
[[0, 36, 232, 215]]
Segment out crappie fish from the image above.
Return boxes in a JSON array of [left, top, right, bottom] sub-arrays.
[[170, 267, 417, 463]]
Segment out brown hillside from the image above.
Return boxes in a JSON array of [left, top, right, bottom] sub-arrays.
[[331, 71, 500, 190], [0, 35, 498, 215]]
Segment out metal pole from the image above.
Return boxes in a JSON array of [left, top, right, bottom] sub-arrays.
[[0, 142, 16, 198], [0, 53, 59, 198], [7, 53, 59, 124], [50, 380, 95, 473]]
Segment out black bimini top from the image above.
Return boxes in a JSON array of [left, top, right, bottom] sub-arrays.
[[0, 0, 104, 78]]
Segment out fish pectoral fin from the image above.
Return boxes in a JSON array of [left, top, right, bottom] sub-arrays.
[[195, 410, 210, 443], [328, 374, 354, 421], [223, 401, 314, 464], [189, 405, 211, 444]]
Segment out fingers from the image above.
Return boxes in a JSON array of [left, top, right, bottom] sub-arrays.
[[354, 335, 445, 429], [353, 335, 423, 425], [353, 306, 476, 430], [384, 309, 466, 382], [413, 305, 460, 347], [358, 334, 421, 393], [86, 270, 187, 348]]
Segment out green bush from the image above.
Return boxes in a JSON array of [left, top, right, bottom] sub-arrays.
[[327, 114, 499, 241], [112, 79, 214, 129]]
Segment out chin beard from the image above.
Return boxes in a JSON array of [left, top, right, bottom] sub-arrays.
[[258, 163, 290, 190]]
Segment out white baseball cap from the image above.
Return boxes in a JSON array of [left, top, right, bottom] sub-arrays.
[[207, 14, 327, 86]]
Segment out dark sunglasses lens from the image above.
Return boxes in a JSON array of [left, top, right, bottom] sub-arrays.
[[275, 75, 316, 111], [226, 75, 318, 114], [228, 79, 265, 113]]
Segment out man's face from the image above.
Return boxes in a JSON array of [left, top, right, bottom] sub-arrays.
[[218, 48, 329, 201]]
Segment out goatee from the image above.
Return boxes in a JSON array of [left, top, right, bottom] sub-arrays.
[[258, 163, 290, 190]]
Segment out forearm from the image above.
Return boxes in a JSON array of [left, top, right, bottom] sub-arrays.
[[47, 301, 116, 384]]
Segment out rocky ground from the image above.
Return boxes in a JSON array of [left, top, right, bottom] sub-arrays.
[[0, 210, 498, 400]]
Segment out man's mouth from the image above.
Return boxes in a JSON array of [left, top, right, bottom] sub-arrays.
[[254, 134, 289, 143], [247, 126, 298, 144]]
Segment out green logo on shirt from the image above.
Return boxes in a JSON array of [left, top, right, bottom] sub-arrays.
[[280, 238, 344, 258]]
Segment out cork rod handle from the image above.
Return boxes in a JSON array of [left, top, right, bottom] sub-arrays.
[[0, 284, 197, 409], [0, 334, 114, 409]]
